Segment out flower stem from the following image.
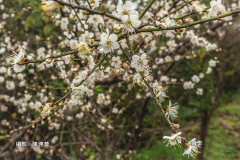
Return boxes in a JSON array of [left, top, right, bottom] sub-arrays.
[[139, 0, 156, 20], [54, 0, 121, 21]]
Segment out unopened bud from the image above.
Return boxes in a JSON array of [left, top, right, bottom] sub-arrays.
[[83, 11, 90, 15], [183, 17, 190, 22], [90, 3, 94, 7], [175, 29, 181, 35], [70, 54, 77, 59], [204, 9, 209, 14], [123, 63, 129, 71], [219, 18, 225, 21], [99, 48, 104, 54], [176, 19, 182, 24], [173, 124, 179, 129], [160, 23, 167, 29], [46, 57, 53, 64], [114, 23, 121, 33], [103, 14, 108, 22], [59, 101, 64, 106]]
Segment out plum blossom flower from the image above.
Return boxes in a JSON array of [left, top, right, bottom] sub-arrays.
[[206, 67, 212, 74], [164, 17, 176, 38], [87, 15, 104, 28], [121, 15, 141, 32], [130, 53, 149, 72], [63, 31, 74, 39], [152, 81, 168, 102], [183, 138, 202, 158], [208, 59, 216, 67], [191, 1, 204, 12], [183, 81, 194, 90], [89, 0, 99, 9], [10, 49, 25, 72], [111, 56, 122, 68], [41, 103, 52, 117], [165, 100, 179, 121], [160, 75, 169, 82], [196, 88, 203, 95], [208, 0, 223, 17], [156, 86, 168, 102], [99, 29, 119, 53], [69, 39, 78, 50], [77, 21, 88, 31], [114, 1, 138, 18], [191, 75, 200, 83], [72, 85, 88, 99], [78, 42, 91, 57], [163, 132, 182, 148], [41, 0, 57, 11]]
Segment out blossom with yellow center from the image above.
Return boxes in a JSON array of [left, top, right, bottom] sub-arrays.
[[77, 42, 91, 58], [99, 29, 119, 54], [163, 132, 182, 148], [41, 0, 58, 12], [10, 49, 25, 72], [41, 103, 52, 117]]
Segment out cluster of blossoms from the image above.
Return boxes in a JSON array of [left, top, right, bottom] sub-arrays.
[[0, 0, 238, 158]]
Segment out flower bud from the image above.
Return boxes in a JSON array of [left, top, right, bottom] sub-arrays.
[[70, 55, 75, 60], [114, 23, 121, 33], [99, 48, 104, 54], [173, 124, 179, 129], [46, 57, 53, 64], [204, 9, 209, 14], [183, 17, 190, 22], [90, 3, 94, 7], [123, 63, 129, 71], [83, 11, 90, 15], [160, 23, 167, 29], [176, 19, 182, 24], [103, 14, 108, 22]]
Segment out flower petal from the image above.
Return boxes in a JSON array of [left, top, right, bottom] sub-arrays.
[[124, 1, 133, 11], [109, 34, 118, 42], [13, 64, 25, 73], [101, 33, 108, 42]]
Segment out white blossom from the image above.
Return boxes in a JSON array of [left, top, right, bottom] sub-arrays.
[[183, 81, 194, 90], [121, 15, 141, 32], [99, 29, 119, 53], [114, 1, 138, 18], [79, 31, 94, 44], [87, 15, 104, 28], [163, 132, 182, 148], [111, 56, 122, 68], [78, 42, 91, 57], [208, 59, 216, 67], [196, 88, 203, 95], [208, 0, 223, 17], [206, 67, 212, 74], [191, 75, 200, 83], [130, 53, 149, 72], [41, 1, 57, 11], [165, 100, 179, 121], [10, 49, 25, 72], [41, 103, 52, 117], [183, 138, 202, 158]]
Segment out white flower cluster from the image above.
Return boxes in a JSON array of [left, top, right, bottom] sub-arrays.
[[206, 59, 217, 74], [183, 81, 194, 90]]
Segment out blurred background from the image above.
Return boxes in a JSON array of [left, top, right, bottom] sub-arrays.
[[0, 0, 240, 160]]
